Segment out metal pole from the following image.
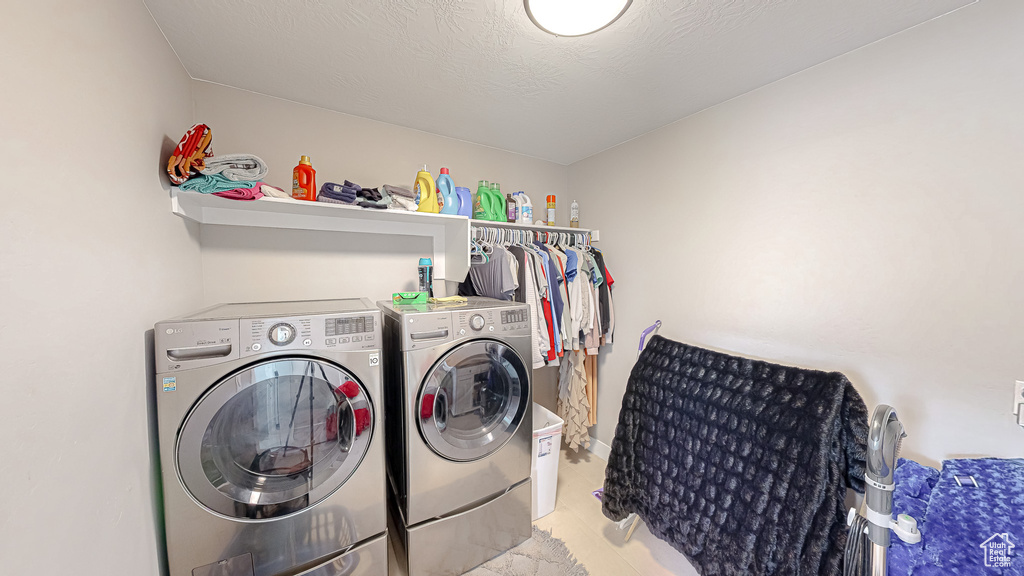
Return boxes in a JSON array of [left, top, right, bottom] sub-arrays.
[[871, 543, 887, 576]]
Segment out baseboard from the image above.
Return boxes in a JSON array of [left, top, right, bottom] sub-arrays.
[[586, 437, 611, 461]]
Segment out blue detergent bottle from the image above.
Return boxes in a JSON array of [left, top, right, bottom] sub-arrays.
[[437, 167, 458, 215]]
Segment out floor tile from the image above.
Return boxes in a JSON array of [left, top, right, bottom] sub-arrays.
[[544, 444, 700, 576]]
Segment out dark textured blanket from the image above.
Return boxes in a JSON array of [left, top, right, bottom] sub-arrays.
[[602, 336, 868, 576]]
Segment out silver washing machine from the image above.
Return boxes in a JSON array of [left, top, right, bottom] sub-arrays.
[[154, 299, 387, 576], [379, 297, 533, 576]]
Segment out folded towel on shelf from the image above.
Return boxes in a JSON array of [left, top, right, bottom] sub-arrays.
[[258, 184, 291, 199], [602, 336, 868, 576], [357, 186, 383, 202], [213, 184, 264, 201], [180, 174, 258, 195], [356, 186, 390, 209], [383, 184, 417, 211], [318, 182, 357, 204], [382, 184, 415, 199], [167, 123, 213, 185], [200, 153, 268, 182]]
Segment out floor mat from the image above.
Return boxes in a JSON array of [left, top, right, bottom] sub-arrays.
[[464, 526, 589, 576]]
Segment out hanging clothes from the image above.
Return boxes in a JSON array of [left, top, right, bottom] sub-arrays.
[[468, 226, 616, 443], [557, 348, 590, 451], [468, 244, 518, 300], [584, 354, 598, 427]]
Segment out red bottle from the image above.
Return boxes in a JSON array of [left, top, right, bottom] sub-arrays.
[[291, 155, 316, 201]]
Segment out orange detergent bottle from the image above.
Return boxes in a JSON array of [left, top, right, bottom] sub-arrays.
[[291, 156, 316, 201]]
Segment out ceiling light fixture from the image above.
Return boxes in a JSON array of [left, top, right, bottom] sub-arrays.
[[525, 0, 632, 37]]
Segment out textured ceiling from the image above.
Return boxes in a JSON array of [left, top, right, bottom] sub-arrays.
[[146, 0, 972, 165]]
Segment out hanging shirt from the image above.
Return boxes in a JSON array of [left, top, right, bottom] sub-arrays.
[[469, 245, 517, 300]]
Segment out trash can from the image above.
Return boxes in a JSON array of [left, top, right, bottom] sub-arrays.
[[531, 402, 564, 520]]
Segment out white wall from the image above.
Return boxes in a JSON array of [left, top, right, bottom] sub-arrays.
[[192, 81, 567, 305], [0, 1, 203, 574], [569, 0, 1024, 465]]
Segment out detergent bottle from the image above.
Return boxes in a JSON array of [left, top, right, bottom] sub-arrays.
[[506, 192, 517, 222], [456, 186, 473, 218], [490, 182, 504, 222], [291, 156, 316, 201], [513, 192, 525, 224], [415, 165, 438, 213], [519, 192, 534, 224], [436, 167, 458, 215], [474, 180, 490, 220]]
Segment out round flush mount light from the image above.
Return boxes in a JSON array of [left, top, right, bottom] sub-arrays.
[[525, 0, 632, 37]]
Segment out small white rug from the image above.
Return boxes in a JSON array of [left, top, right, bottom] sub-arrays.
[[465, 526, 589, 576]]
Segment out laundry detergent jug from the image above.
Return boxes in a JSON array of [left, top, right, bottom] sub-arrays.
[[436, 167, 458, 215], [474, 180, 492, 220], [456, 186, 473, 218], [518, 192, 534, 224], [489, 182, 504, 222], [415, 165, 438, 213]]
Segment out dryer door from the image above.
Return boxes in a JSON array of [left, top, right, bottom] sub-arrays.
[[417, 339, 529, 462], [177, 357, 373, 520]]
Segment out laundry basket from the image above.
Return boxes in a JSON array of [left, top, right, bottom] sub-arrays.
[[531, 403, 564, 520]]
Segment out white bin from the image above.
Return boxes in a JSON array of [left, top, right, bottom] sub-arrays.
[[531, 403, 564, 520]]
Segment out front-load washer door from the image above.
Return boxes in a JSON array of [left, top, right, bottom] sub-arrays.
[[417, 339, 529, 462], [177, 357, 374, 520]]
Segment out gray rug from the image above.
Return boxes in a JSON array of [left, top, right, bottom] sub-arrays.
[[465, 526, 589, 576]]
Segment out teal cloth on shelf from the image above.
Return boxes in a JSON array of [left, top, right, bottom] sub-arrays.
[[180, 174, 258, 194]]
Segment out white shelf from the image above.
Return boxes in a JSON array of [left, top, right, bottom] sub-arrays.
[[170, 188, 471, 282]]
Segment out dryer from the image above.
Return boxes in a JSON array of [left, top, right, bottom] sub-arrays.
[[154, 299, 387, 576], [380, 297, 533, 576]]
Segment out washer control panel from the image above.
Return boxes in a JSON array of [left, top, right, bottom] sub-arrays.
[[456, 309, 496, 335], [241, 312, 379, 356]]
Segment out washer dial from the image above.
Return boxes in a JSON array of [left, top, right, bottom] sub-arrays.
[[268, 323, 296, 346], [469, 314, 485, 331]]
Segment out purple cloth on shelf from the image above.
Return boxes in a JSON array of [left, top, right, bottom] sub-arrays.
[[318, 182, 357, 203]]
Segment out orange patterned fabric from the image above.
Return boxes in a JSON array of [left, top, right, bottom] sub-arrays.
[[167, 124, 213, 185]]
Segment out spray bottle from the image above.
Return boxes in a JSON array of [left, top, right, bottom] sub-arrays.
[[415, 165, 438, 213], [546, 195, 556, 227]]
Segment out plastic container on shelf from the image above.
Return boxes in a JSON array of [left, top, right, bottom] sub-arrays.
[[415, 165, 438, 213], [474, 180, 490, 220], [519, 192, 534, 224], [291, 156, 316, 201], [455, 186, 473, 218], [436, 167, 458, 215], [490, 182, 504, 222], [531, 402, 564, 521]]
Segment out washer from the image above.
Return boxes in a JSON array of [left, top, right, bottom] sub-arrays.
[[379, 297, 533, 576], [154, 299, 387, 576]]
